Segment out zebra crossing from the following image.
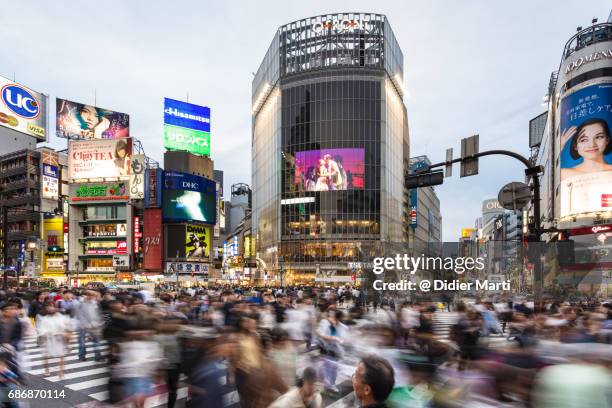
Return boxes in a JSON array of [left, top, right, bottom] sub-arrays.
[[432, 311, 512, 347], [21, 333, 188, 407]]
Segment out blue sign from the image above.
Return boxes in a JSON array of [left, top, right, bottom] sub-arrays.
[[42, 164, 59, 178], [162, 171, 217, 224], [164, 98, 210, 133], [164, 171, 216, 194], [1, 84, 40, 118]]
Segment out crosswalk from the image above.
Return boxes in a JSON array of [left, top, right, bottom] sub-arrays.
[[432, 311, 511, 348], [21, 333, 188, 407]]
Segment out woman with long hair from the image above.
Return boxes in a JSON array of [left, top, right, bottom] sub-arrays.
[[560, 118, 612, 178]]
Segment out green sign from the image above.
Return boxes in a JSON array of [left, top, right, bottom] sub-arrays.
[[164, 124, 210, 156], [75, 183, 126, 198]]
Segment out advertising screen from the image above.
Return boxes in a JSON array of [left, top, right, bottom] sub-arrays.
[[560, 83, 612, 217], [294, 148, 365, 191], [163, 98, 210, 156], [186, 224, 211, 260], [56, 98, 129, 139], [0, 75, 47, 140], [68, 138, 132, 180], [163, 172, 216, 224], [42, 217, 64, 273]]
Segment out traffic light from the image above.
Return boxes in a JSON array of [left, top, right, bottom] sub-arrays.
[[405, 171, 444, 189]]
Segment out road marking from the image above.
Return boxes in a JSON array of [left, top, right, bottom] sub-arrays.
[[47, 366, 109, 382], [26, 350, 110, 368], [28, 359, 108, 375], [67, 377, 110, 391]]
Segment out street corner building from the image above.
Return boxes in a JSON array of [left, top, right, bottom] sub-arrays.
[[251, 13, 410, 285], [532, 20, 612, 295]]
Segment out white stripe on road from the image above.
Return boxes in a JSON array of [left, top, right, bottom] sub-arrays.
[[67, 377, 110, 391], [47, 366, 109, 382], [25, 340, 108, 354], [89, 386, 189, 405], [89, 390, 109, 401], [28, 359, 108, 375], [25, 345, 109, 360], [26, 350, 110, 368]]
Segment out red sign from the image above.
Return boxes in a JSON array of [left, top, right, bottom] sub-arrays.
[[602, 194, 612, 207], [571, 224, 612, 236], [134, 217, 141, 253], [143, 209, 163, 270]]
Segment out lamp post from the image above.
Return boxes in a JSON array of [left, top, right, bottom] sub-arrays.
[[279, 256, 285, 288]]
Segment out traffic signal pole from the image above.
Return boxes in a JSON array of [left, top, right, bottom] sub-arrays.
[[412, 149, 545, 310]]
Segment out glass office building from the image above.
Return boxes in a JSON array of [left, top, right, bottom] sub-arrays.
[[252, 13, 409, 284]]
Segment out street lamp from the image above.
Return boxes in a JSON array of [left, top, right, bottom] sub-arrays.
[[279, 256, 285, 287]]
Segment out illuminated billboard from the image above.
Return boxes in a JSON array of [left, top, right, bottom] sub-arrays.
[[56, 98, 129, 139], [559, 83, 612, 217], [68, 138, 132, 180], [186, 224, 211, 260], [0, 75, 47, 140], [162, 172, 216, 224], [42, 164, 59, 200], [294, 148, 365, 191], [163, 98, 210, 156], [42, 217, 64, 274]]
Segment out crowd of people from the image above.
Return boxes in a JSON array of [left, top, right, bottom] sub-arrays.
[[0, 284, 610, 407]]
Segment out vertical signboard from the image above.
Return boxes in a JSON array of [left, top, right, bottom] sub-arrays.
[[145, 168, 162, 207], [559, 82, 612, 217], [129, 154, 145, 199], [133, 216, 141, 253], [143, 208, 163, 270]]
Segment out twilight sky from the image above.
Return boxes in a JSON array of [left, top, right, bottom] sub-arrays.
[[1, 1, 610, 239]]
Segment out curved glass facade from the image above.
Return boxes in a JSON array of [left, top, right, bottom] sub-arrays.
[[252, 13, 408, 283]]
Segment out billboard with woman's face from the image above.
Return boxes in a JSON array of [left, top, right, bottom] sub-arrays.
[[294, 148, 365, 192], [56, 98, 130, 139], [560, 83, 612, 217], [68, 138, 132, 180]]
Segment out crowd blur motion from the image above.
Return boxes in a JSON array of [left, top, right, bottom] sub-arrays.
[[0, 284, 610, 407]]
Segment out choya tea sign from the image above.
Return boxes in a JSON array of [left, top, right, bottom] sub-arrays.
[[72, 183, 127, 201]]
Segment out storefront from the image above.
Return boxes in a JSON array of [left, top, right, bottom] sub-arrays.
[[68, 182, 136, 285]]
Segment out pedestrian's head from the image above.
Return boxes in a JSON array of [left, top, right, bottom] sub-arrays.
[[352, 355, 395, 405], [297, 367, 319, 399], [44, 303, 57, 315], [0, 302, 19, 318], [64, 291, 73, 301]]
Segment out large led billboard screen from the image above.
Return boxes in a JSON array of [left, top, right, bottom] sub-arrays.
[[163, 172, 216, 224], [163, 98, 210, 156], [559, 83, 612, 217], [68, 138, 132, 180], [185, 224, 211, 260], [0, 75, 47, 140], [56, 98, 129, 139], [295, 148, 365, 191]]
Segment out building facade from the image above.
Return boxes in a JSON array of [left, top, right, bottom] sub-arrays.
[[407, 156, 442, 258], [534, 19, 612, 295], [252, 13, 409, 284], [0, 148, 67, 283]]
